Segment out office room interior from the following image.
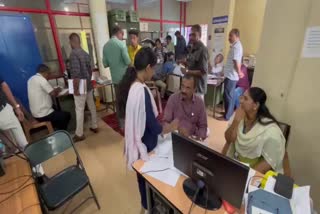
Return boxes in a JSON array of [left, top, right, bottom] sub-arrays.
[[0, 0, 319, 213]]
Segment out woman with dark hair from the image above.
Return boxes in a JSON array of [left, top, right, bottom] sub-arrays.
[[223, 87, 285, 173], [117, 47, 178, 212], [153, 38, 168, 98]]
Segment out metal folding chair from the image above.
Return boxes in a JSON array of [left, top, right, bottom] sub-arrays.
[[23, 130, 100, 213]]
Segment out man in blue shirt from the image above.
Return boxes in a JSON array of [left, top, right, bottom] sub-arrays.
[[163, 52, 176, 74]]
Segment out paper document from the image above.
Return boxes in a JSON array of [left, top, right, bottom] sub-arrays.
[[302, 26, 320, 58], [264, 176, 311, 213], [140, 156, 180, 187], [68, 79, 87, 95], [251, 206, 273, 214], [58, 88, 69, 97]]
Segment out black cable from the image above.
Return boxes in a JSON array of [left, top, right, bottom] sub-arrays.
[[0, 175, 31, 186], [0, 183, 35, 205], [141, 168, 170, 174], [204, 186, 208, 214], [0, 176, 32, 195], [17, 203, 40, 214], [188, 186, 201, 214]]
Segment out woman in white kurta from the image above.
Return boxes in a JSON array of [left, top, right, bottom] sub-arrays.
[[223, 87, 285, 173]]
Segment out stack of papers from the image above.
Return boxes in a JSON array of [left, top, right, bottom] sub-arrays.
[[68, 79, 87, 95], [140, 135, 181, 187]]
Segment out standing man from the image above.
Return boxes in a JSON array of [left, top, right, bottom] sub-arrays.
[[128, 29, 142, 64], [223, 29, 243, 120], [28, 64, 71, 130], [69, 33, 98, 142], [0, 78, 45, 181], [174, 31, 187, 59], [180, 25, 209, 100], [103, 26, 131, 128], [166, 35, 175, 54]]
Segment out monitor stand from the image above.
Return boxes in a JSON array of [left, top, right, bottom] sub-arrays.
[[183, 178, 222, 210]]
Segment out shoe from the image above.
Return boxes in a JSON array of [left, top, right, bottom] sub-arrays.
[[36, 174, 49, 185], [73, 135, 86, 143], [90, 128, 99, 133]]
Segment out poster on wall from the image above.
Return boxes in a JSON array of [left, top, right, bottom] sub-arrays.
[[211, 16, 228, 70], [302, 26, 320, 58]]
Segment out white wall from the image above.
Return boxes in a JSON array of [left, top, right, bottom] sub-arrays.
[[232, 0, 267, 55], [254, 0, 320, 210]]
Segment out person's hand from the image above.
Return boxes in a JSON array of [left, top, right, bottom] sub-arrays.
[[238, 71, 244, 78], [178, 127, 189, 137], [181, 67, 187, 74], [170, 119, 179, 131], [234, 107, 245, 123], [14, 108, 24, 122]]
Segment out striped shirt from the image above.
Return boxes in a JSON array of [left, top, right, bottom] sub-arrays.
[[69, 48, 93, 91]]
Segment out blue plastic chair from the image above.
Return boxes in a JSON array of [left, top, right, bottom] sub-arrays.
[[24, 130, 100, 212]]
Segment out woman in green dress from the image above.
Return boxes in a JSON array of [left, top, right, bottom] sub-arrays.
[[223, 87, 285, 173]]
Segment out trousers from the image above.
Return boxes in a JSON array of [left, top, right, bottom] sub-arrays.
[[74, 90, 98, 136]]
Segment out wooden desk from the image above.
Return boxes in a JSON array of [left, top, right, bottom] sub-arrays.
[[133, 158, 250, 214], [0, 156, 41, 214], [207, 78, 225, 119]]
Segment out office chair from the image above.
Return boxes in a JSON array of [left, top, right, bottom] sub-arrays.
[[278, 122, 292, 177], [23, 131, 100, 213]]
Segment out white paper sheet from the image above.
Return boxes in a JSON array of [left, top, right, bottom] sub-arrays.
[[302, 26, 320, 58], [58, 88, 69, 96], [291, 186, 311, 214], [264, 176, 311, 214], [68, 79, 87, 95], [251, 206, 273, 214], [140, 155, 180, 187]]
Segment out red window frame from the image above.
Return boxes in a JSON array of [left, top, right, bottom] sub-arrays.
[[0, 0, 187, 74]]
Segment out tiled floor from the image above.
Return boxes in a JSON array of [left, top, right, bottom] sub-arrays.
[[43, 109, 228, 214]]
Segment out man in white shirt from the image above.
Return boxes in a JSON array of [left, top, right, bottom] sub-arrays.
[[222, 29, 244, 120], [28, 64, 71, 130]]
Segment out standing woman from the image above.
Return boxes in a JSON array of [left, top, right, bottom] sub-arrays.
[[117, 47, 178, 212], [223, 87, 285, 174]]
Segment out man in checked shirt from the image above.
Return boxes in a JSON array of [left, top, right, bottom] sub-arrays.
[[69, 33, 98, 142]]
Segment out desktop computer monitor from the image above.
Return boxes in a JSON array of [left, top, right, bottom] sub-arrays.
[[172, 132, 249, 210]]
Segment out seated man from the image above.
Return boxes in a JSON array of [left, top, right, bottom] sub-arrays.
[[163, 52, 176, 74], [164, 74, 208, 140], [28, 64, 71, 130]]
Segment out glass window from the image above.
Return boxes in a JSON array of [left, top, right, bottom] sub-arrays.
[[54, 15, 97, 69], [106, 0, 134, 11], [163, 23, 180, 45], [81, 17, 91, 29], [140, 22, 161, 41], [50, 0, 89, 12], [138, 0, 160, 19], [0, 0, 45, 9], [55, 15, 81, 28], [30, 14, 60, 74], [163, 0, 180, 21]]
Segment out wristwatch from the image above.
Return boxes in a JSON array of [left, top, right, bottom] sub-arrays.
[[14, 104, 20, 109]]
